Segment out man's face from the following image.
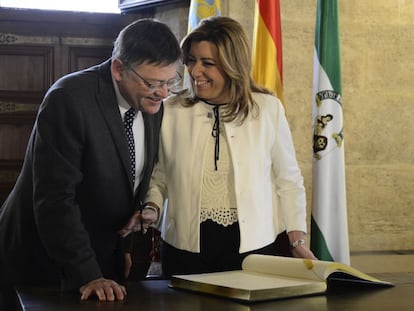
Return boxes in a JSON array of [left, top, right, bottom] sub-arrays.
[[112, 59, 179, 114]]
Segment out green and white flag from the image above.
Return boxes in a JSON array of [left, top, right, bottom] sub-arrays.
[[310, 0, 350, 265]]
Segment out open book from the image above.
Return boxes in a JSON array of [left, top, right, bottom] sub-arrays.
[[169, 254, 393, 302]]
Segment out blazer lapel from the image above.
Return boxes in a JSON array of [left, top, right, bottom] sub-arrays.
[[94, 62, 133, 190], [134, 113, 154, 204]]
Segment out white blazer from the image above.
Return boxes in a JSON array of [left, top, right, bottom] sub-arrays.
[[146, 92, 307, 253]]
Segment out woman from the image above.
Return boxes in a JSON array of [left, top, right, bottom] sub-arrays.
[[134, 16, 316, 276]]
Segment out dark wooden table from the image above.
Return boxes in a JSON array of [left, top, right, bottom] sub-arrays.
[[16, 273, 414, 311]]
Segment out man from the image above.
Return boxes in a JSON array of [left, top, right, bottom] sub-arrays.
[[0, 18, 181, 308]]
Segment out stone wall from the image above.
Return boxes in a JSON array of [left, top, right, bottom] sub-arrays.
[[155, 0, 414, 252]]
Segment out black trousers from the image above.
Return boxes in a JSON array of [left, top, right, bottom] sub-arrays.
[[0, 285, 19, 311], [161, 220, 291, 277]]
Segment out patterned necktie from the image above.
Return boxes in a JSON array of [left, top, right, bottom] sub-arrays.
[[123, 107, 137, 184]]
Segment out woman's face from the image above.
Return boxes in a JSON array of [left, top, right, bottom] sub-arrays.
[[186, 40, 229, 104]]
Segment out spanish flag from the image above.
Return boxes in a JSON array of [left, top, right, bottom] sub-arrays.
[[252, 0, 284, 104]]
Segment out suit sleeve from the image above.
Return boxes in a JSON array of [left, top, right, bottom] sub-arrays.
[[33, 87, 102, 290]]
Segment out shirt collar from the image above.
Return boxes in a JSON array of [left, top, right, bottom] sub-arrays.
[[112, 75, 131, 114]]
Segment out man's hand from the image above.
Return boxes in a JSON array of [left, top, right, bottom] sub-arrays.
[[118, 211, 142, 238], [80, 278, 127, 301], [118, 207, 158, 238]]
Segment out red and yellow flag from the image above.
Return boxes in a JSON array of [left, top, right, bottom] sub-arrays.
[[252, 0, 284, 104]]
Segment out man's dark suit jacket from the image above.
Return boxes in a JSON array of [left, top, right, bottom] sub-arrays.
[[0, 60, 163, 291]]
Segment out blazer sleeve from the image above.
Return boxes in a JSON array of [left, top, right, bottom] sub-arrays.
[[33, 86, 103, 289], [268, 97, 307, 232]]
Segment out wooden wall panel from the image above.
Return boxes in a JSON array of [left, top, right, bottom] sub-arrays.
[[0, 45, 53, 91], [69, 46, 113, 72], [0, 45, 51, 203]]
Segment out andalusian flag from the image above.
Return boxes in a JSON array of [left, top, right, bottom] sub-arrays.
[[252, 0, 284, 104], [311, 0, 350, 265]]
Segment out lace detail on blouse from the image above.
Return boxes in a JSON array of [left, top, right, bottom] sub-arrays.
[[200, 208, 238, 227], [200, 112, 238, 227]]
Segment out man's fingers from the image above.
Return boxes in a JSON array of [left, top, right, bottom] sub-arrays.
[[119, 228, 132, 238], [95, 288, 107, 301], [102, 286, 115, 301], [114, 285, 127, 300], [101, 284, 126, 301], [119, 212, 143, 237], [80, 288, 91, 301], [80, 278, 126, 302]]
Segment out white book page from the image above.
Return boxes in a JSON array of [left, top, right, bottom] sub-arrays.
[[242, 255, 329, 281], [242, 255, 386, 283], [175, 270, 321, 291]]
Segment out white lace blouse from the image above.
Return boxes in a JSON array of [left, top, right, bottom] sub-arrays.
[[200, 120, 238, 227]]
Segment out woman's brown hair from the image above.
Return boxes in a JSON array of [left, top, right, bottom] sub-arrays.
[[181, 16, 272, 123]]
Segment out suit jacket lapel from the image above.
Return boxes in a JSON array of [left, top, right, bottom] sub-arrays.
[[135, 114, 154, 201], [94, 61, 133, 190]]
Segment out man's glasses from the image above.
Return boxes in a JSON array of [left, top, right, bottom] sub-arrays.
[[128, 66, 182, 93]]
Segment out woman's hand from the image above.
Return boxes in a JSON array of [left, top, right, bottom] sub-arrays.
[[288, 230, 318, 260], [291, 244, 317, 260]]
